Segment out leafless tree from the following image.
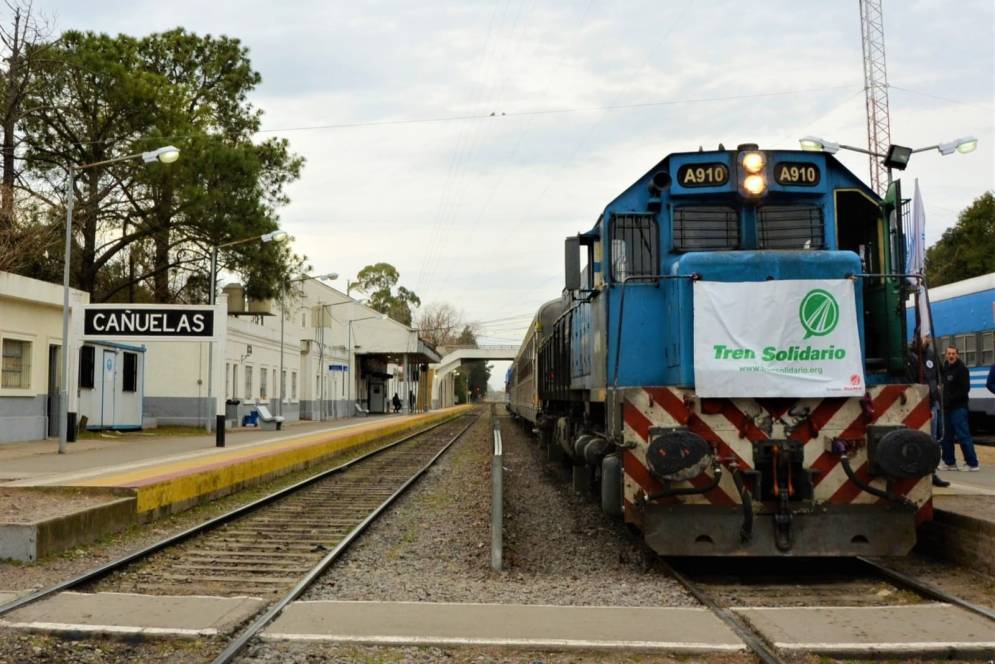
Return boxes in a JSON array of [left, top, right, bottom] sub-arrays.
[[0, 0, 51, 230], [415, 301, 479, 348]]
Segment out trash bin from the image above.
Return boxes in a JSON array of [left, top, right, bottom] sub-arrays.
[[225, 399, 240, 428]]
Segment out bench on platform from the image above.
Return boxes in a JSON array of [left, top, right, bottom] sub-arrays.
[[354, 402, 370, 417], [255, 405, 285, 431]]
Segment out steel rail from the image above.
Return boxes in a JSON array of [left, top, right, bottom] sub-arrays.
[[211, 412, 480, 664], [857, 556, 995, 623], [660, 559, 788, 664], [0, 413, 470, 618]]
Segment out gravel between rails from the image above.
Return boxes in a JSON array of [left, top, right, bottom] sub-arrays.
[[301, 411, 695, 606]]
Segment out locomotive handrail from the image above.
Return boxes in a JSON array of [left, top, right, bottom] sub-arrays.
[[849, 271, 925, 280]]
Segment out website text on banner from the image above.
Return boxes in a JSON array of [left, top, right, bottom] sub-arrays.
[[693, 279, 865, 398]]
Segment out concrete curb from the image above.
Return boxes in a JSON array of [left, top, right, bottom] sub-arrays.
[[0, 495, 135, 563], [917, 508, 995, 576]]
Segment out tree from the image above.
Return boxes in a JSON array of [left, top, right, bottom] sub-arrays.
[[924, 191, 995, 287], [0, 1, 51, 230], [18, 29, 303, 302], [348, 262, 421, 325], [415, 302, 479, 347]]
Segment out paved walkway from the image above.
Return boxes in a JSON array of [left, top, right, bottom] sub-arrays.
[[0, 416, 396, 485]]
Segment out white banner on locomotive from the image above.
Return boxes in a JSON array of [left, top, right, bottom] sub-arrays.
[[693, 279, 865, 397]]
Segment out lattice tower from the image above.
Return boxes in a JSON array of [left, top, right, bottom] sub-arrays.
[[859, 0, 892, 195]]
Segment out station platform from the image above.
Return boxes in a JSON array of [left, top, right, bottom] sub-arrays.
[[0, 407, 469, 561]]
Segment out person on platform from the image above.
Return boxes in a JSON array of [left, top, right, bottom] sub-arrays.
[[409, 390, 416, 412], [906, 336, 949, 487], [940, 345, 980, 471], [391, 393, 402, 413]]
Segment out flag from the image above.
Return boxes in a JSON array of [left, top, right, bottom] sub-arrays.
[[908, 179, 932, 338], [907, 178, 926, 280]]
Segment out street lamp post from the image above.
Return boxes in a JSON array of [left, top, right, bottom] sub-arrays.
[[59, 145, 180, 454], [280, 273, 338, 420], [799, 135, 978, 187], [206, 229, 288, 441]]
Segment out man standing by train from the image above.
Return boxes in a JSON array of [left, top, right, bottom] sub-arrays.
[[940, 345, 981, 471]]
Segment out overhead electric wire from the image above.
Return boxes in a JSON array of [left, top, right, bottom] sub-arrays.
[[254, 85, 861, 136]]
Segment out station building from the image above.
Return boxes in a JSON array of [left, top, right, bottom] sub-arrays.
[[0, 270, 439, 443]]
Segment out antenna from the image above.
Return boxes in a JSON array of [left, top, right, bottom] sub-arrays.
[[859, 0, 892, 195]]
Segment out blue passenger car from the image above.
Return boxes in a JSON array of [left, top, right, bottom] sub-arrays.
[[908, 272, 995, 422]]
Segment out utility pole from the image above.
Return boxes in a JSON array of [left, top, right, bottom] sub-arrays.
[[859, 0, 892, 195]]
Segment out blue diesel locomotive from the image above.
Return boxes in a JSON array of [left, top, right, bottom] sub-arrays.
[[508, 143, 939, 556]]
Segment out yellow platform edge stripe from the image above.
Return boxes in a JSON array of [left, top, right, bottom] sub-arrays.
[[79, 406, 472, 514]]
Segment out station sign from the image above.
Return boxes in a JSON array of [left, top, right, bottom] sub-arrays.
[[328, 364, 349, 372], [82, 305, 216, 340]]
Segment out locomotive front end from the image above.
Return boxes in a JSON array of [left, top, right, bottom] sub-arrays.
[[600, 146, 938, 555]]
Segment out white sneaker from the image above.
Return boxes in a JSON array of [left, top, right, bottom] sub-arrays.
[[966, 465, 981, 472], [939, 464, 959, 471]]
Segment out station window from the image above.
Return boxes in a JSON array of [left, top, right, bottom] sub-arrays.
[[673, 206, 739, 252], [1, 338, 31, 389], [291, 371, 297, 401], [79, 345, 95, 389], [982, 331, 994, 366], [260, 368, 268, 400], [281, 369, 287, 402], [123, 352, 138, 392], [757, 205, 824, 249], [245, 366, 253, 401], [610, 213, 658, 281], [232, 365, 238, 399]]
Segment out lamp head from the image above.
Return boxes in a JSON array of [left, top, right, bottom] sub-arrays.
[[883, 144, 913, 170], [316, 272, 339, 281], [261, 230, 289, 243], [938, 136, 978, 156], [799, 136, 839, 154], [142, 145, 180, 164]]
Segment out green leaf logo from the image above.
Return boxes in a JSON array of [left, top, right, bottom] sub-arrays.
[[799, 289, 839, 339]]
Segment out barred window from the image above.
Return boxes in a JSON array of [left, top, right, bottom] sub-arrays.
[[291, 371, 298, 401], [79, 345, 95, 389], [758, 205, 824, 249], [673, 206, 739, 251], [610, 213, 658, 281], [1, 339, 31, 389], [982, 331, 994, 366], [123, 352, 138, 392], [245, 365, 253, 401], [260, 367, 268, 400]]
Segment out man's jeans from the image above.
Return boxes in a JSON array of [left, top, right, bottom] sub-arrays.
[[942, 407, 980, 468]]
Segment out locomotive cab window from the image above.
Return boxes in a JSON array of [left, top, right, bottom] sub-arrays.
[[609, 213, 658, 281], [757, 205, 824, 249], [672, 206, 739, 252]]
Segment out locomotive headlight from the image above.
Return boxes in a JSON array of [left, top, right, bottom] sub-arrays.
[[743, 174, 767, 196], [741, 151, 766, 173]]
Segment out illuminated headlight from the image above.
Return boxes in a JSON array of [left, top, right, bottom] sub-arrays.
[[743, 174, 767, 196], [741, 151, 765, 173]]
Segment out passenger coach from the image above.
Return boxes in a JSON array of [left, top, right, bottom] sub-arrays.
[[510, 143, 940, 556]]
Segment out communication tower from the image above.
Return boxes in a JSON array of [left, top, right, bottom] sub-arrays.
[[859, 0, 892, 195]]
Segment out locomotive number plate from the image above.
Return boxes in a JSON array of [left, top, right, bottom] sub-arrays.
[[677, 163, 729, 187], [774, 162, 821, 186]]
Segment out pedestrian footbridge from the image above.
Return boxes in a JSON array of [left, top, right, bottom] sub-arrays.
[[432, 345, 520, 408]]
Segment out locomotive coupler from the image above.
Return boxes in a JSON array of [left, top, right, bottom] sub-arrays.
[[774, 493, 794, 552]]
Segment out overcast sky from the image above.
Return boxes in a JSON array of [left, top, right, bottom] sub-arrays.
[[40, 0, 995, 386]]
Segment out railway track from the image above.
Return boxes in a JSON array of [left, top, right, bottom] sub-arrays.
[[0, 410, 480, 663], [662, 555, 995, 663]]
